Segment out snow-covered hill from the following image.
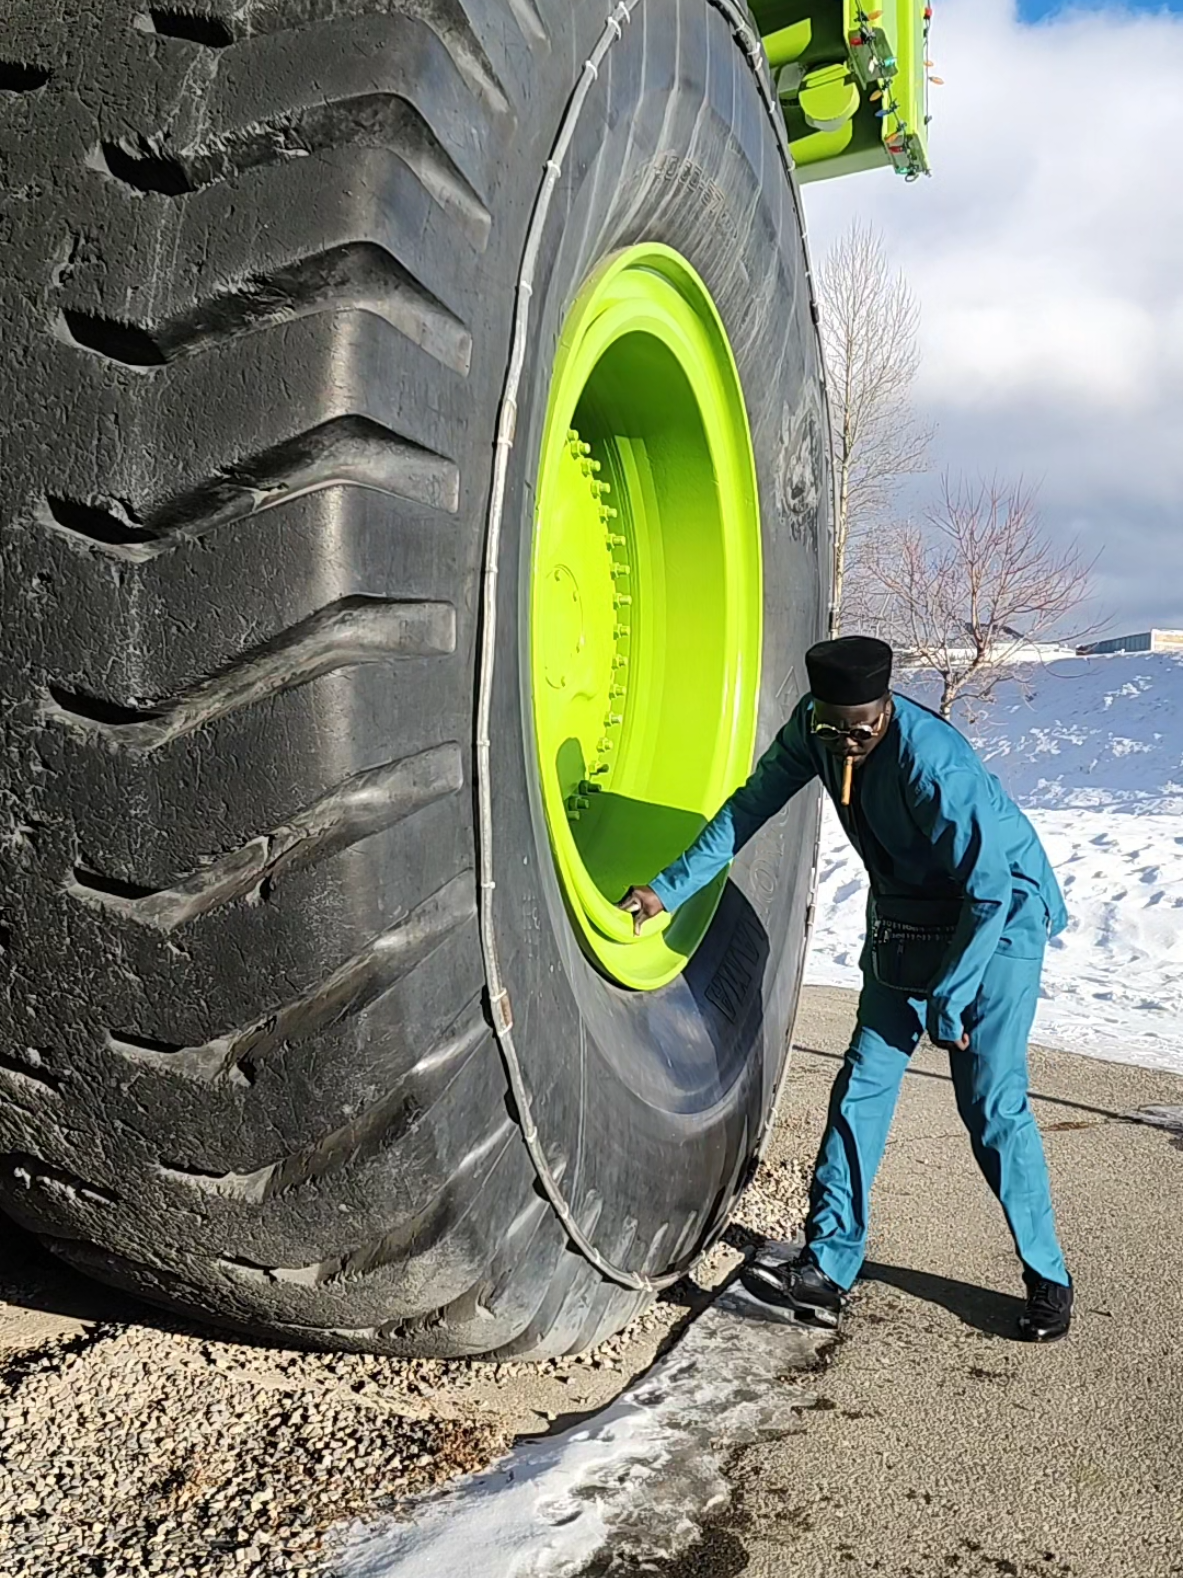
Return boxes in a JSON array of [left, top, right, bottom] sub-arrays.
[[805, 655, 1183, 1073]]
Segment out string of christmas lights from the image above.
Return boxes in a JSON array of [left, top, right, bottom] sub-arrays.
[[848, 2, 937, 181]]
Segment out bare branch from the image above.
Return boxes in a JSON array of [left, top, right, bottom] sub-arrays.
[[817, 221, 932, 622], [851, 476, 1099, 718]]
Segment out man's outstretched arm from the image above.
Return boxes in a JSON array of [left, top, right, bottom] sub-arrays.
[[619, 700, 817, 933]]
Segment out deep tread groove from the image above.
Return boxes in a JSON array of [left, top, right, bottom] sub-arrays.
[[152, 412, 462, 528], [107, 872, 476, 1082], [158, 1003, 488, 1201], [190, 96, 491, 238], [61, 243, 473, 375], [107, 1030, 193, 1060], [70, 869, 150, 905], [146, 7, 235, 47], [0, 1054, 61, 1094], [99, 98, 492, 245], [43, 415, 460, 561], [59, 310, 167, 368], [99, 138, 192, 197], [47, 595, 458, 751], [48, 691, 153, 729], [231, 1, 509, 114], [69, 744, 465, 930], [4, 1154, 118, 1207], [43, 495, 157, 549], [0, 60, 52, 92]]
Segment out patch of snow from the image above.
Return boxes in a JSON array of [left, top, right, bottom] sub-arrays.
[[805, 655, 1183, 1075], [330, 1306, 821, 1577]]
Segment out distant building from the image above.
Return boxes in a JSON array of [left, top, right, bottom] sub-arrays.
[[1077, 630, 1183, 656], [895, 637, 1078, 667]]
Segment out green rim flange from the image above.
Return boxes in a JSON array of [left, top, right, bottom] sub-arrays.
[[531, 245, 763, 990]]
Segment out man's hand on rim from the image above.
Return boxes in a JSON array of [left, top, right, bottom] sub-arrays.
[[616, 885, 665, 937]]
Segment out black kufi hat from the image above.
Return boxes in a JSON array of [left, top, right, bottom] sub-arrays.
[[805, 636, 893, 706]]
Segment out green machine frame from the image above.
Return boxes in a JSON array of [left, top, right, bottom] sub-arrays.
[[752, 0, 934, 181]]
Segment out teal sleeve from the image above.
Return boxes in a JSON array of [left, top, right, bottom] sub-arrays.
[[910, 768, 1012, 1044], [650, 705, 817, 913]]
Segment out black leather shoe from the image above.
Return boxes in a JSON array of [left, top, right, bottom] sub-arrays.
[[739, 1252, 846, 1329], [1018, 1272, 1073, 1342]]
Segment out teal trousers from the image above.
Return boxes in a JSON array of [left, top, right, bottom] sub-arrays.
[[805, 948, 1069, 1290]]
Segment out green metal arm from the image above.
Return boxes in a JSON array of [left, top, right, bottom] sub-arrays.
[[751, 0, 933, 182]]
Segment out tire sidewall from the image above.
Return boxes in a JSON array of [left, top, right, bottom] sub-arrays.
[[488, 0, 831, 1277]]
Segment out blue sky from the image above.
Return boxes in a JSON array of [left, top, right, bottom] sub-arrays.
[[801, 0, 1183, 634], [1018, 0, 1182, 17]]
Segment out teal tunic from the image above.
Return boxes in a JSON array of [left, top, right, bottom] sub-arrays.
[[650, 693, 1067, 1047]]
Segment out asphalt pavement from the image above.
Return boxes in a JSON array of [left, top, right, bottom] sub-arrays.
[[681, 985, 1183, 1578]]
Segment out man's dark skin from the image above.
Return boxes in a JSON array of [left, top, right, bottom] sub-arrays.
[[616, 693, 972, 1055]]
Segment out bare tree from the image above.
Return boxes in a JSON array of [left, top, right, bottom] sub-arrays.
[[858, 477, 1097, 718], [817, 221, 931, 621]]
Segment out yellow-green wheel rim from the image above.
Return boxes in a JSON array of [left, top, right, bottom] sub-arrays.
[[531, 245, 763, 990]]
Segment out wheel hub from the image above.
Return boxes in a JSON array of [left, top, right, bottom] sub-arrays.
[[535, 427, 630, 816]]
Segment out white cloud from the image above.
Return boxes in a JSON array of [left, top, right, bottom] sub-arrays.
[[800, 0, 1183, 628]]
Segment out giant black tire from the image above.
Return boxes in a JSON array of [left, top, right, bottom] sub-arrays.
[[0, 0, 831, 1358]]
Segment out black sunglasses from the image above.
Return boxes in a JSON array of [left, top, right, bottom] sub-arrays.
[[809, 710, 888, 745]]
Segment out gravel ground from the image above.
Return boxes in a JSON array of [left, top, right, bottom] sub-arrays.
[[0, 1155, 811, 1578], [0, 1309, 506, 1578]]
